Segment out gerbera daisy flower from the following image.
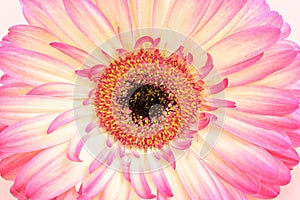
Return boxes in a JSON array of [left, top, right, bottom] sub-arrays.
[[0, 0, 300, 199]]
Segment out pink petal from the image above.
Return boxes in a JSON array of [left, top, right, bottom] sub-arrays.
[[79, 165, 115, 199], [99, 172, 130, 200], [198, 53, 214, 78], [0, 113, 75, 153], [269, 148, 300, 169], [192, 0, 247, 45], [66, 135, 87, 162], [47, 106, 94, 134], [96, 0, 132, 33], [236, 11, 283, 33], [5, 25, 83, 69], [264, 157, 291, 185], [203, 0, 269, 47], [24, 147, 89, 199], [50, 42, 102, 68], [130, 160, 156, 199], [63, 0, 116, 46], [225, 109, 300, 132], [27, 82, 89, 98], [218, 112, 292, 151], [222, 183, 247, 200], [281, 21, 291, 39], [208, 26, 280, 68], [0, 82, 32, 96], [214, 130, 280, 182], [165, 0, 210, 35], [193, 140, 260, 194], [55, 187, 78, 200], [256, 53, 300, 87], [204, 98, 236, 108], [220, 53, 263, 76], [253, 183, 280, 199], [0, 151, 39, 180], [226, 86, 299, 116], [207, 78, 228, 94], [0, 74, 19, 85], [0, 151, 14, 159], [88, 146, 116, 174], [39, 0, 96, 51], [0, 96, 72, 125], [152, 0, 173, 28], [0, 47, 76, 85], [20, 0, 77, 44], [176, 150, 230, 199], [287, 131, 300, 148], [134, 36, 160, 49], [148, 156, 173, 197], [128, 0, 155, 29], [227, 42, 297, 87], [13, 143, 67, 193], [6, 25, 56, 49]]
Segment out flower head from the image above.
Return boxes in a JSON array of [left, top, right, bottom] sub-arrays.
[[0, 0, 300, 199]]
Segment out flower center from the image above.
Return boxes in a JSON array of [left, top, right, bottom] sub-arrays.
[[95, 48, 202, 150], [128, 84, 178, 127]]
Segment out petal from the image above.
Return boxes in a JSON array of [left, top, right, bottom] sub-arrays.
[[226, 86, 299, 116], [287, 131, 300, 148], [269, 148, 300, 169], [205, 1, 276, 47], [63, 0, 116, 46], [99, 172, 130, 200], [161, 166, 190, 199], [0, 114, 75, 153], [152, 0, 173, 28], [27, 82, 89, 99], [217, 112, 292, 151], [176, 150, 230, 199], [129, 158, 156, 199], [25, 148, 89, 199], [148, 156, 173, 197], [256, 53, 300, 87], [225, 109, 300, 132], [238, 11, 283, 32], [193, 141, 260, 194], [0, 74, 19, 85], [47, 106, 94, 134], [207, 78, 228, 94], [50, 42, 102, 68], [55, 187, 79, 200], [96, 0, 132, 32], [128, 0, 155, 29], [0, 96, 72, 125], [0, 47, 76, 85], [40, 0, 96, 51], [13, 143, 67, 193], [0, 151, 39, 180], [165, 0, 210, 35], [5, 25, 82, 69], [79, 165, 115, 199], [227, 42, 297, 87], [213, 130, 280, 182], [208, 26, 280, 68], [220, 53, 263, 76], [0, 82, 32, 96], [20, 0, 76, 45], [253, 183, 280, 199], [192, 0, 247, 45]]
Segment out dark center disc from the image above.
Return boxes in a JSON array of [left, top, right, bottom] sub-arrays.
[[128, 84, 177, 126]]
